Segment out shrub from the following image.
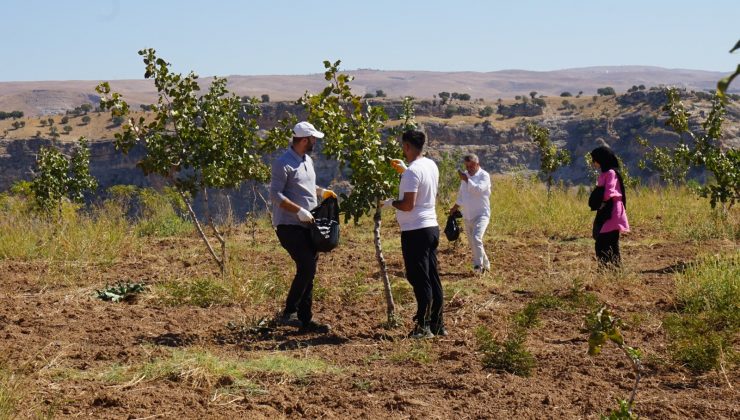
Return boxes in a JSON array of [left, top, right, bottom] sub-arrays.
[[478, 105, 494, 117], [475, 326, 535, 376]]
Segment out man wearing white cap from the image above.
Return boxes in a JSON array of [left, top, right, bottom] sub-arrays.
[[270, 121, 336, 333]]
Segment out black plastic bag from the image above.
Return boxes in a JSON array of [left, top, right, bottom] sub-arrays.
[[589, 187, 614, 239], [444, 210, 463, 241], [309, 197, 340, 252]]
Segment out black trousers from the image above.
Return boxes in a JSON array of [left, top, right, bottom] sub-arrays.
[[401, 226, 444, 328], [595, 230, 621, 267], [276, 225, 318, 323]]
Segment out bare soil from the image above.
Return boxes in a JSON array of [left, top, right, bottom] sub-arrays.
[[1, 225, 738, 419]]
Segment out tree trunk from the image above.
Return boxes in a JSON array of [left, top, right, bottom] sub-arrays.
[[373, 202, 397, 326], [179, 190, 225, 275]]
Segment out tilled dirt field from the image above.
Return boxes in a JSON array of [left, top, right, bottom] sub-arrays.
[[1, 225, 738, 419]]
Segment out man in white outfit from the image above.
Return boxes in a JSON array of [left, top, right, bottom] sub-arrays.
[[449, 154, 491, 274]]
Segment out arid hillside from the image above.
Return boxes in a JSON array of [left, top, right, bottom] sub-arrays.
[[1, 66, 737, 117]]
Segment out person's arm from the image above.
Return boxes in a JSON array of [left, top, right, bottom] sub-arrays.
[[391, 192, 417, 211], [390, 168, 419, 211], [466, 172, 490, 195]]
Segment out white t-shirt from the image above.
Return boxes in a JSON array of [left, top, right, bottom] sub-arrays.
[[455, 168, 491, 220], [395, 157, 439, 231]]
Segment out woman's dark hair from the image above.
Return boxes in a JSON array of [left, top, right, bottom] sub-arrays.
[[401, 130, 426, 150], [590, 146, 627, 208], [590, 146, 620, 171]]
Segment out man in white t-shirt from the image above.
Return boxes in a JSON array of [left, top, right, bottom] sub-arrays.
[[383, 130, 443, 338], [450, 154, 492, 274]]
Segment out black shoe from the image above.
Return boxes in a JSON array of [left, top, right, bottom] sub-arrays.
[[408, 324, 434, 339], [277, 312, 302, 328], [299, 320, 331, 334]]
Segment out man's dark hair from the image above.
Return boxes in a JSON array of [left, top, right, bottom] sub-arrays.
[[401, 130, 425, 150]]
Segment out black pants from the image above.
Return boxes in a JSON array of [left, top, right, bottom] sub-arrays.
[[595, 230, 621, 267], [276, 225, 318, 323], [401, 226, 443, 328]]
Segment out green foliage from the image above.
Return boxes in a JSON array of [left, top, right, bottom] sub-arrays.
[[601, 399, 637, 420], [716, 40, 739, 99], [96, 48, 280, 272], [513, 295, 563, 329], [96, 282, 146, 302], [525, 123, 571, 195], [560, 91, 572, 97], [135, 187, 192, 237], [96, 49, 276, 196], [436, 149, 464, 209], [665, 254, 738, 372], [598, 87, 616, 96], [0, 110, 23, 120], [30, 138, 97, 214], [299, 60, 406, 223], [260, 94, 270, 103], [586, 306, 642, 417], [478, 105, 494, 117], [81, 115, 91, 125], [475, 326, 535, 376], [640, 88, 739, 209]]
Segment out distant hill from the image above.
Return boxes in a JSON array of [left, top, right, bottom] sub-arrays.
[[0, 66, 737, 117]]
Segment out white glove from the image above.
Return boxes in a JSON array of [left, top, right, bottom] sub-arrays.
[[390, 159, 408, 174], [297, 207, 314, 223], [381, 198, 395, 208]]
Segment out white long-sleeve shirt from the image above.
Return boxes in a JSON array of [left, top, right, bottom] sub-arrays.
[[455, 168, 491, 220]]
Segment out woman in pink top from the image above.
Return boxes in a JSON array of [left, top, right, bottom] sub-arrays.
[[590, 146, 629, 267]]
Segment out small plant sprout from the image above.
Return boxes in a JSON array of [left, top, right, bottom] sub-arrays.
[[586, 306, 643, 419], [96, 282, 146, 303]]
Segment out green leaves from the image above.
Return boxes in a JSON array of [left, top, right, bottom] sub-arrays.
[[96, 282, 146, 302], [30, 138, 98, 214], [299, 60, 408, 223], [95, 49, 278, 196], [716, 39, 739, 100], [640, 87, 738, 209], [525, 123, 571, 195]]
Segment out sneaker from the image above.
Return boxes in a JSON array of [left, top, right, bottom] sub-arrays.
[[430, 324, 448, 337], [299, 320, 331, 334], [473, 265, 483, 274], [408, 325, 434, 339], [277, 312, 302, 328]]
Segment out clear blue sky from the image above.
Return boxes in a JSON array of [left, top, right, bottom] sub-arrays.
[[1, 0, 738, 81]]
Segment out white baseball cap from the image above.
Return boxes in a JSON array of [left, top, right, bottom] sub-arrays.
[[293, 121, 324, 138]]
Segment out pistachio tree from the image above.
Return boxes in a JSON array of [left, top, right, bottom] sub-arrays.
[[30, 137, 97, 217], [95, 48, 278, 275], [525, 123, 571, 197], [298, 60, 415, 325], [640, 88, 739, 211], [586, 306, 642, 419]]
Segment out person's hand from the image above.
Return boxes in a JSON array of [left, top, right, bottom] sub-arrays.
[[457, 169, 468, 182], [322, 189, 337, 199], [297, 207, 315, 223], [381, 198, 395, 208], [390, 159, 407, 174]]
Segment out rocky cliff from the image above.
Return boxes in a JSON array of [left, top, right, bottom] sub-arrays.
[[1, 92, 738, 215]]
